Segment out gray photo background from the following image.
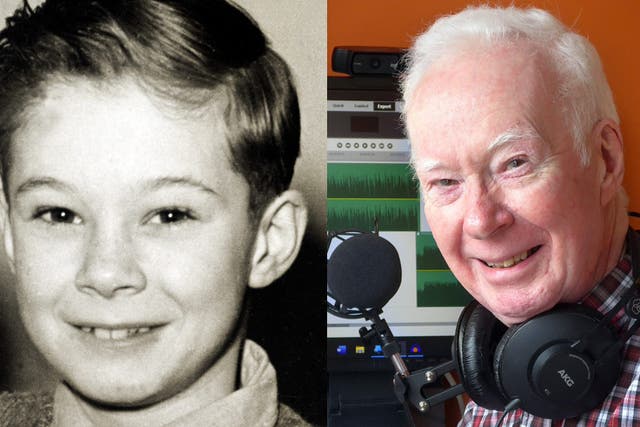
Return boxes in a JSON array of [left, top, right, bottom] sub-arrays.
[[0, 0, 327, 424]]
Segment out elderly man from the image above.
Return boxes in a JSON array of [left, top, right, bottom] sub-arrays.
[[403, 5, 637, 426]]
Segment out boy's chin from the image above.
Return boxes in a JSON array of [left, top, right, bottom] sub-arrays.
[[65, 374, 181, 409]]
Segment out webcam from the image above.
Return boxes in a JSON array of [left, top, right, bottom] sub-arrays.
[[332, 46, 405, 76]]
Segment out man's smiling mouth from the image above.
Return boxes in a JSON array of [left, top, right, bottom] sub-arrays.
[[484, 245, 541, 269]]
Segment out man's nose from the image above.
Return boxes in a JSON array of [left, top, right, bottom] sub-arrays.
[[462, 184, 514, 239], [74, 224, 147, 298]]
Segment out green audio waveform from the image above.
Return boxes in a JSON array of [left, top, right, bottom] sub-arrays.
[[327, 199, 419, 231], [415, 233, 472, 307], [416, 271, 473, 307], [416, 232, 449, 270], [328, 163, 418, 199]]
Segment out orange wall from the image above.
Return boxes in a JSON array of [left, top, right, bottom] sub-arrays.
[[328, 0, 640, 228]]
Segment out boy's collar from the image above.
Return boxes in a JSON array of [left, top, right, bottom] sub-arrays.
[[52, 339, 278, 426]]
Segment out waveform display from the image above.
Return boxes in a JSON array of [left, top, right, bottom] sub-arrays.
[[327, 199, 419, 231], [416, 271, 473, 307], [416, 232, 472, 307], [416, 232, 449, 270], [328, 163, 418, 199]]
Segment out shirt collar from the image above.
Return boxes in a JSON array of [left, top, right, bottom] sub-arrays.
[[165, 339, 279, 427], [53, 339, 279, 427], [581, 234, 635, 331]]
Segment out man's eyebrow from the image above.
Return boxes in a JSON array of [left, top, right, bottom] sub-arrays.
[[412, 127, 542, 176], [15, 177, 77, 196], [487, 127, 542, 153], [142, 176, 218, 196], [412, 157, 443, 175]]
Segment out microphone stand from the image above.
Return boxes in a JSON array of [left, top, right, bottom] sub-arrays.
[[359, 309, 465, 427]]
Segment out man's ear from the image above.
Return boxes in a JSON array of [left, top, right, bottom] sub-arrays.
[[0, 184, 15, 273], [248, 190, 308, 289], [592, 119, 624, 207]]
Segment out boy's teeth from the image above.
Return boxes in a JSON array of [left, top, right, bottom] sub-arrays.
[[94, 328, 111, 340], [487, 250, 529, 268], [110, 329, 128, 340], [79, 326, 152, 340]]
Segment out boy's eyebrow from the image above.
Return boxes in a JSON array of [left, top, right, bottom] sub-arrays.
[[141, 176, 219, 196], [14, 176, 219, 197], [15, 177, 76, 197]]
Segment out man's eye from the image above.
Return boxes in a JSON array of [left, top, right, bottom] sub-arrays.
[[36, 208, 81, 224], [149, 209, 195, 224], [506, 158, 526, 170], [438, 178, 458, 187]]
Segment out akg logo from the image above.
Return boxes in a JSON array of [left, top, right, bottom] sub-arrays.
[[631, 297, 640, 317], [557, 369, 575, 388]]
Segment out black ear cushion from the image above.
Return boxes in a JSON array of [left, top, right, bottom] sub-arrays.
[[491, 316, 526, 400], [453, 301, 509, 410], [493, 304, 622, 419]]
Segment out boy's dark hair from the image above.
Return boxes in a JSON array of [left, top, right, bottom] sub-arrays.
[[0, 0, 300, 217]]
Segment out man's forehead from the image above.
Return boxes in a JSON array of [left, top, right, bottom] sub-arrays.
[[406, 45, 558, 142], [408, 40, 554, 109]]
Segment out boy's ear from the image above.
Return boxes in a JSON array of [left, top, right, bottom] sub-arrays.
[[248, 190, 308, 289], [0, 185, 15, 273]]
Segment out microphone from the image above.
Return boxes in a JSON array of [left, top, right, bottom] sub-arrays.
[[327, 232, 402, 312], [327, 230, 466, 426], [327, 229, 408, 374]]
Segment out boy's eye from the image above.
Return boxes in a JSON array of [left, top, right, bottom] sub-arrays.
[[149, 209, 195, 224], [36, 207, 82, 225]]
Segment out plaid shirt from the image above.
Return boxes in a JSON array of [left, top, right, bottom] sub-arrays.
[[459, 236, 639, 427]]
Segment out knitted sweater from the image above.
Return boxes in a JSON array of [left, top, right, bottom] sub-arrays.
[[0, 340, 311, 426], [0, 393, 309, 426]]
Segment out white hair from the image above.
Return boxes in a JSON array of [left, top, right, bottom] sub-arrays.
[[401, 5, 619, 165]]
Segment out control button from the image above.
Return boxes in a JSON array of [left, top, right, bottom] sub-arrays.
[[409, 344, 423, 356]]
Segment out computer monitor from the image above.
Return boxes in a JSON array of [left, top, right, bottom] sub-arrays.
[[327, 76, 473, 353]]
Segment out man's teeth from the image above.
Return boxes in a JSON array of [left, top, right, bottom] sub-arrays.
[[79, 326, 151, 340], [486, 250, 530, 268]]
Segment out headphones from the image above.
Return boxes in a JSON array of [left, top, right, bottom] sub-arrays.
[[453, 228, 640, 419]]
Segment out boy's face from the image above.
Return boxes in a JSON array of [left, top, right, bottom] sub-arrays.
[[3, 79, 258, 406]]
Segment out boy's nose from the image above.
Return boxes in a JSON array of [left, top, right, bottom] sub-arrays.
[[74, 225, 147, 298]]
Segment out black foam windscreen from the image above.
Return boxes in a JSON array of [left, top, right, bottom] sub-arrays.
[[327, 233, 402, 310]]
